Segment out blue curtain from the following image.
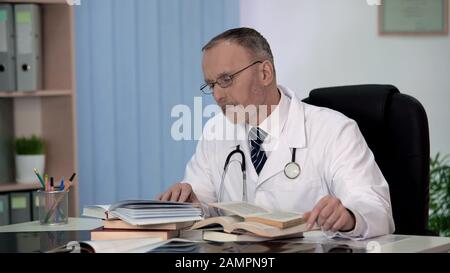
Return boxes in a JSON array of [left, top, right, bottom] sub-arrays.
[[75, 0, 239, 211]]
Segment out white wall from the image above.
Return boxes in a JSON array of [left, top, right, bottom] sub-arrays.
[[241, 0, 450, 156]]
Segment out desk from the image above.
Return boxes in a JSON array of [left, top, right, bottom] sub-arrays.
[[1, 218, 449, 253], [0, 218, 102, 253], [299, 230, 450, 253]]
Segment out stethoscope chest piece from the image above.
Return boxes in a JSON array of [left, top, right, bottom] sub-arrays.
[[284, 161, 301, 179]]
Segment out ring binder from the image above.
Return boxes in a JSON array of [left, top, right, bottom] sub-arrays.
[[0, 4, 16, 91], [14, 4, 42, 91]]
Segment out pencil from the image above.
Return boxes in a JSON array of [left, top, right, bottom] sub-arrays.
[[45, 174, 49, 191], [33, 168, 45, 189]]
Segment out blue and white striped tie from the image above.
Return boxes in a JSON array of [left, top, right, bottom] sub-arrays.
[[249, 127, 268, 175]]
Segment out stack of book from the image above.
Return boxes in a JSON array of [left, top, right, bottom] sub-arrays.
[[82, 200, 203, 241], [91, 219, 194, 241]]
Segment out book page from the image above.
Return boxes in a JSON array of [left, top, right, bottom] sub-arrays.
[[109, 199, 200, 211], [203, 231, 272, 242], [232, 221, 308, 238], [82, 205, 112, 219], [247, 211, 305, 222], [68, 237, 164, 253], [113, 212, 203, 226], [103, 219, 194, 230], [190, 215, 242, 231], [115, 207, 202, 216], [209, 202, 269, 217]]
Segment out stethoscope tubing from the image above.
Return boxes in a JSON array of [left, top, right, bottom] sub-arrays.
[[219, 145, 300, 203]]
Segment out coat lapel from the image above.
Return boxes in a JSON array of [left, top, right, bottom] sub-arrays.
[[257, 87, 307, 186]]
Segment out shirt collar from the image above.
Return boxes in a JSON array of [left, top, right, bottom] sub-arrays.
[[248, 88, 290, 140]]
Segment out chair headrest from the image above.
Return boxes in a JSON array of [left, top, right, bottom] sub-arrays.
[[306, 84, 400, 127]]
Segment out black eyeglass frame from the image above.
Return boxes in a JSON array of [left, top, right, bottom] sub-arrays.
[[200, 60, 263, 94]]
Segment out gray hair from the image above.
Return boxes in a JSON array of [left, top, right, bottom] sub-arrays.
[[202, 27, 275, 73]]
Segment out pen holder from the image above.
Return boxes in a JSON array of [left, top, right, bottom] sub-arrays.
[[37, 190, 69, 225]]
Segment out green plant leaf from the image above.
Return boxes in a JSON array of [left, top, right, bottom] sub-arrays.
[[14, 135, 45, 155], [429, 153, 450, 236]]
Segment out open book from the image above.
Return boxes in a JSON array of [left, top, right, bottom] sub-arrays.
[[82, 199, 203, 226], [191, 215, 312, 238], [202, 230, 302, 242], [90, 227, 179, 241], [209, 202, 306, 229], [63, 237, 165, 253]]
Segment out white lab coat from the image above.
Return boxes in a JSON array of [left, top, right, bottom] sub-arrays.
[[184, 85, 395, 239]]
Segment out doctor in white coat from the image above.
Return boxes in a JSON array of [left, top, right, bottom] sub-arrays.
[[158, 27, 395, 239]]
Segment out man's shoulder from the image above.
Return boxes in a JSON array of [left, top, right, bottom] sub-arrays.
[[302, 101, 358, 134], [303, 101, 354, 123]]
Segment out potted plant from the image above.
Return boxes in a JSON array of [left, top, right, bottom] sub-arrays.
[[429, 153, 450, 236], [14, 135, 45, 184]]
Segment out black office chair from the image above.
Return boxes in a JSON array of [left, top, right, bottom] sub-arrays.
[[302, 84, 430, 235]]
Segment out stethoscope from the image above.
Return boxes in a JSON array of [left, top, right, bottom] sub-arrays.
[[218, 145, 301, 203]]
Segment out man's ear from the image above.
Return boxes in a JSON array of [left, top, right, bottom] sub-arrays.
[[260, 60, 274, 86]]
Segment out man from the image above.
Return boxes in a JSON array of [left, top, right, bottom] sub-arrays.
[[158, 27, 395, 239]]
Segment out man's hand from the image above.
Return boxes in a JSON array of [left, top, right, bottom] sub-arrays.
[[156, 182, 200, 203], [304, 195, 355, 232]]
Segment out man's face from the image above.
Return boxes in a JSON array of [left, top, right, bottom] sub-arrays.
[[202, 41, 263, 123]]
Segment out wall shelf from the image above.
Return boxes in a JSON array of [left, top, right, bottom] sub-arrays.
[[0, 183, 42, 193], [2, 0, 68, 4], [0, 90, 72, 98]]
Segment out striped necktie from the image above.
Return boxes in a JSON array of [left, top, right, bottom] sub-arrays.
[[249, 127, 268, 175]]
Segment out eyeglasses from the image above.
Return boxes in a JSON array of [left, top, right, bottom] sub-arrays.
[[200, 60, 263, 95]]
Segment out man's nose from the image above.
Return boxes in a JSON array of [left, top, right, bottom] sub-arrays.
[[212, 85, 226, 101]]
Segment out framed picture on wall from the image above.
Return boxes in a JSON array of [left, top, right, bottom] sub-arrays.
[[379, 0, 449, 35]]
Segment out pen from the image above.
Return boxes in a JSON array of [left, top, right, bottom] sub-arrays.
[[67, 173, 76, 190], [69, 172, 76, 182], [45, 174, 49, 192], [33, 168, 45, 189], [60, 177, 65, 191], [50, 177, 54, 191]]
